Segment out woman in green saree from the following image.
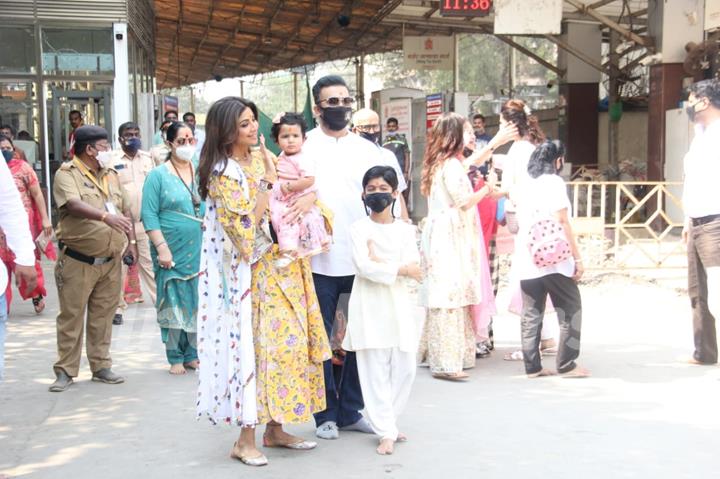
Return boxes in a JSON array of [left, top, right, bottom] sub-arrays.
[[141, 122, 205, 374]]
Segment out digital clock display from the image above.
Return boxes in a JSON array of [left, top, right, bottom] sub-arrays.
[[439, 0, 493, 17]]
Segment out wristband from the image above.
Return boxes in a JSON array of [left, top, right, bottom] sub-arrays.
[[130, 240, 137, 245], [155, 240, 167, 249]]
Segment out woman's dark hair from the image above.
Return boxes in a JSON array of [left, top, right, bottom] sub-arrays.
[[527, 140, 566, 179], [165, 121, 192, 143], [271, 112, 308, 143], [164, 121, 193, 162], [689, 79, 720, 109], [362, 165, 399, 191], [501, 99, 546, 146], [198, 96, 259, 199], [0, 135, 14, 148]]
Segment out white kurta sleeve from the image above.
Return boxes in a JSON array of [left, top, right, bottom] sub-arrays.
[[351, 223, 400, 285], [403, 225, 421, 265], [0, 159, 34, 266]]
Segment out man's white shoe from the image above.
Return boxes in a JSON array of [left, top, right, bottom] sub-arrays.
[[339, 417, 374, 434], [316, 421, 339, 440]]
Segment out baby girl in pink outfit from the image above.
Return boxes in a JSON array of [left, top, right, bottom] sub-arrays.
[[270, 112, 331, 267]]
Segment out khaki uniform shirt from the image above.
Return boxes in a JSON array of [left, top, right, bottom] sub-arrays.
[[111, 148, 154, 238], [53, 157, 130, 257]]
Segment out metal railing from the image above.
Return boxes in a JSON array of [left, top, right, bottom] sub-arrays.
[[567, 181, 686, 269]]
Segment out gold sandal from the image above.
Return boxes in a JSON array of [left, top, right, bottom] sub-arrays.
[[230, 442, 268, 467]]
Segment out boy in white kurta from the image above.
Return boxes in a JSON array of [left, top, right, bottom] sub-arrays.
[[342, 166, 423, 455]]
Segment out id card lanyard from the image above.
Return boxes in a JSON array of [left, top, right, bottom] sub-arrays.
[[73, 158, 116, 214]]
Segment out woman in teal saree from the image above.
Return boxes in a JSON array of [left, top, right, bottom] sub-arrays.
[[141, 122, 205, 374]]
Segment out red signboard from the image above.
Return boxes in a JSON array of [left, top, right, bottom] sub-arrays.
[[426, 93, 443, 130], [439, 0, 493, 17]]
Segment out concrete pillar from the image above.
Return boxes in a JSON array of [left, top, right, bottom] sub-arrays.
[[646, 0, 705, 180], [557, 22, 601, 167]]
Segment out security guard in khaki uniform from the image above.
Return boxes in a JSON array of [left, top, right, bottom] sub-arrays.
[[49, 125, 138, 392], [112, 121, 156, 325]]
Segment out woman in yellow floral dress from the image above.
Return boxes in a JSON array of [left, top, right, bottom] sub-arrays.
[[196, 96, 330, 467]]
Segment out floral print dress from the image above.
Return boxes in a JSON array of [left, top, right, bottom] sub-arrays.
[[419, 157, 495, 374], [196, 151, 330, 426]]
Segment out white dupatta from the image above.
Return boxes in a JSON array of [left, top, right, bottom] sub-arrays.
[[196, 159, 257, 427]]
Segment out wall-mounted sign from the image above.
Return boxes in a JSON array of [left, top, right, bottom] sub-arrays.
[[426, 93, 444, 130], [382, 99, 413, 140], [494, 0, 562, 34], [163, 95, 178, 113], [707, 0, 720, 31], [403, 36, 454, 70], [440, 0, 492, 17]]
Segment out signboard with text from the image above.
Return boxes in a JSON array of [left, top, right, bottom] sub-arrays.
[[403, 36, 454, 70], [382, 99, 413, 141], [426, 93, 444, 130], [439, 0, 492, 17]]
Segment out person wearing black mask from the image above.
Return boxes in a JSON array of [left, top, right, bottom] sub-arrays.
[[301, 75, 409, 442], [110, 122, 156, 325], [352, 108, 409, 218], [343, 166, 422, 456], [682, 79, 720, 365]]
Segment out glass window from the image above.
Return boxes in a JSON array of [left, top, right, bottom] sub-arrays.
[[41, 28, 114, 75], [0, 26, 36, 74]]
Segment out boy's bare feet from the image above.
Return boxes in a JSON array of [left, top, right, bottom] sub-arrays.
[[169, 363, 186, 375], [376, 438, 395, 455]]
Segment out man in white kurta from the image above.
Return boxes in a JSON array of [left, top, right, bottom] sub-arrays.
[[343, 214, 419, 448]]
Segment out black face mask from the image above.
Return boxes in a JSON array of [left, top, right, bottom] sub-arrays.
[[363, 192, 395, 214], [319, 106, 352, 131], [359, 131, 380, 145]]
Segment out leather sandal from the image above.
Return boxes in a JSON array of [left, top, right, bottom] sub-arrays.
[[431, 372, 469, 381], [230, 442, 268, 466], [262, 436, 317, 450]]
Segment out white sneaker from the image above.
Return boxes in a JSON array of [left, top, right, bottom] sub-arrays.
[[316, 421, 339, 440], [339, 417, 374, 434]]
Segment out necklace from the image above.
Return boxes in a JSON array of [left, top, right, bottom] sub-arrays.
[[170, 160, 201, 216]]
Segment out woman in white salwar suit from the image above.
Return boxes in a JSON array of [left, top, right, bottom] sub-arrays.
[[342, 166, 423, 455]]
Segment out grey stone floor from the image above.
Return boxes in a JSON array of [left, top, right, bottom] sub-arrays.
[[1, 264, 717, 478]]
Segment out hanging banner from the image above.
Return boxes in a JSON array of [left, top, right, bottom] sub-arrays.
[[162, 95, 179, 113], [403, 36, 454, 70], [426, 93, 444, 130], [494, 0, 562, 34]]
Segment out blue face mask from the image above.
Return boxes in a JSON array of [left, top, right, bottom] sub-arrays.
[[124, 137, 142, 153], [2, 150, 13, 163]]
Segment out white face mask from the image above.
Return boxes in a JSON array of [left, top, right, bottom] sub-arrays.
[[96, 150, 112, 168], [175, 145, 195, 163]]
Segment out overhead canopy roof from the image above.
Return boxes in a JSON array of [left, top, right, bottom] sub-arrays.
[[154, 0, 650, 89]]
